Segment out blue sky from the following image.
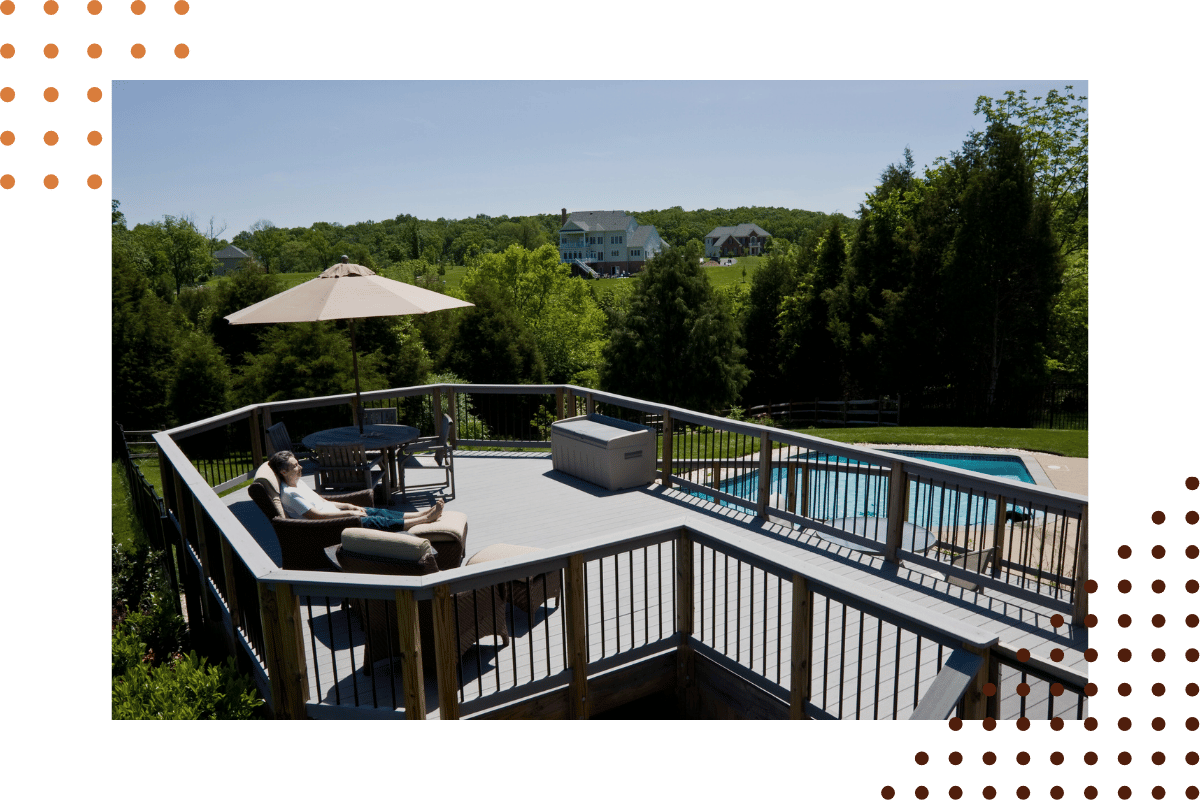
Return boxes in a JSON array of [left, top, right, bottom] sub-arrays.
[[112, 80, 1085, 237]]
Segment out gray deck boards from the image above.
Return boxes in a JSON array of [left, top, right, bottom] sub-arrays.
[[223, 452, 1088, 719]]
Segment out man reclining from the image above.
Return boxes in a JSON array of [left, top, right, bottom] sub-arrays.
[[268, 450, 443, 532]]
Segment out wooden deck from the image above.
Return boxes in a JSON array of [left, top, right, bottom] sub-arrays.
[[224, 452, 1089, 719]]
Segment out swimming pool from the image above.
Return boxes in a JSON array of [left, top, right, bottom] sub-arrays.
[[705, 450, 1036, 530]]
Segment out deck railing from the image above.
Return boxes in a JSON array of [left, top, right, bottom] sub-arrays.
[[147, 383, 1088, 718]]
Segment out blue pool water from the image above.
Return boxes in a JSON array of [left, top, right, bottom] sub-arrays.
[[706, 450, 1036, 530]]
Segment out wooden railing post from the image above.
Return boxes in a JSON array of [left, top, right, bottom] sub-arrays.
[[756, 431, 772, 518], [884, 460, 908, 563], [431, 386, 443, 428], [395, 589, 427, 719], [565, 554, 589, 719], [190, 495, 216, 626], [249, 407, 263, 466], [786, 463, 798, 514], [661, 410, 674, 488], [258, 581, 310, 719], [431, 585, 459, 720], [219, 535, 241, 650], [800, 462, 810, 518], [675, 529, 697, 715], [1072, 506, 1089, 621], [564, 387, 575, 418], [445, 387, 458, 444], [585, 392, 595, 415], [959, 643, 991, 720], [555, 387, 565, 420], [261, 406, 274, 453], [992, 495, 1008, 579], [790, 574, 813, 719], [171, 472, 205, 630]]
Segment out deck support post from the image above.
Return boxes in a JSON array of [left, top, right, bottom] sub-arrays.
[[444, 387, 458, 444], [258, 581, 309, 719], [585, 392, 595, 415], [800, 462, 811, 518], [190, 494, 217, 629], [1072, 506, 1089, 621], [564, 387, 575, 418], [959, 642, 991, 720], [675, 529, 697, 716], [661, 411, 673, 488], [431, 386, 443, 428], [395, 589, 426, 719], [219, 534, 242, 661], [261, 405, 274, 451], [756, 431, 772, 518], [884, 460, 908, 563], [790, 574, 813, 719], [786, 463, 798, 514], [992, 495, 1008, 579], [171, 472, 205, 633], [249, 406, 263, 467], [565, 554, 589, 719], [430, 585, 459, 719], [155, 448, 183, 612], [555, 387, 565, 421]]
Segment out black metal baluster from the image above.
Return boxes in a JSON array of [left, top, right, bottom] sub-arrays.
[[892, 628, 901, 720], [855, 608, 864, 719], [326, 596, 341, 705]]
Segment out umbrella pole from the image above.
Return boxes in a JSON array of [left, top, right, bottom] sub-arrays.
[[349, 318, 364, 435]]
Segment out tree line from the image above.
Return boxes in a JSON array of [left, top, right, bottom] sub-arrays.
[[112, 88, 1085, 432]]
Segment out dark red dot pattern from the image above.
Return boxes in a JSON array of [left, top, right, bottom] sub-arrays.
[[880, 476, 1200, 800]]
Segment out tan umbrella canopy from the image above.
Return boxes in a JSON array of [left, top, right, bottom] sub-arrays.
[[226, 256, 473, 432]]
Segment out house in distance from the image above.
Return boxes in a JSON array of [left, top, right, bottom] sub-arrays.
[[703, 223, 771, 259], [557, 209, 666, 278], [212, 244, 252, 276]]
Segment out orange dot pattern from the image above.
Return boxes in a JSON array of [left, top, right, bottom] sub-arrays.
[[0, 0, 194, 191]]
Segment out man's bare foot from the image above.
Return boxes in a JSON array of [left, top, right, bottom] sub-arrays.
[[427, 498, 444, 521]]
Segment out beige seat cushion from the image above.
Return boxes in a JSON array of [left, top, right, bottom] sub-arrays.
[[407, 509, 468, 543], [253, 461, 284, 516], [341, 528, 433, 561], [467, 543, 542, 566]]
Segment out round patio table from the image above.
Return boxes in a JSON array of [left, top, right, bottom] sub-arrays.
[[302, 424, 420, 499], [817, 517, 934, 554]]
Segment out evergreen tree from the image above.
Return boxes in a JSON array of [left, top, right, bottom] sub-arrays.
[[601, 244, 748, 412]]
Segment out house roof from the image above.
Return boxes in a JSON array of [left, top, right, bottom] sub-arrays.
[[213, 244, 250, 259], [704, 224, 771, 240], [560, 210, 635, 233], [629, 225, 660, 248]]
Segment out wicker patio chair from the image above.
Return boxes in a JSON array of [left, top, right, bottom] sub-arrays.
[[325, 528, 508, 675], [247, 460, 375, 571], [314, 443, 391, 506]]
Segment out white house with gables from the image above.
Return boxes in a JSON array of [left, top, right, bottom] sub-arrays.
[[557, 209, 665, 277]]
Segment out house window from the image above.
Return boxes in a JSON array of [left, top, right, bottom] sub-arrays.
[[610, 235, 624, 244], [611, 250, 619, 257]]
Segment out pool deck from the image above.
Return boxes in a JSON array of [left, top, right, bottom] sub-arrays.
[[224, 449, 1088, 718]]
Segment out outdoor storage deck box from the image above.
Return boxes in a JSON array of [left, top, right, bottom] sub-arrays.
[[551, 413, 655, 491]]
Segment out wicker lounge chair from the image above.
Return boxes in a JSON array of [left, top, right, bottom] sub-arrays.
[[248, 460, 375, 571], [325, 529, 508, 674]]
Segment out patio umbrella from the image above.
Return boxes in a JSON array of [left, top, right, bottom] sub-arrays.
[[225, 256, 473, 434]]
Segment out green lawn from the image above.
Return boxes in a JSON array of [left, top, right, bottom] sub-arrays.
[[793, 426, 1087, 459], [701, 255, 764, 288]]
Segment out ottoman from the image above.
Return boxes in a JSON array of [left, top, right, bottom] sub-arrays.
[[467, 543, 563, 616]]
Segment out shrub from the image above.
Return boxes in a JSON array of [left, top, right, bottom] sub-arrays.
[[112, 651, 264, 720]]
